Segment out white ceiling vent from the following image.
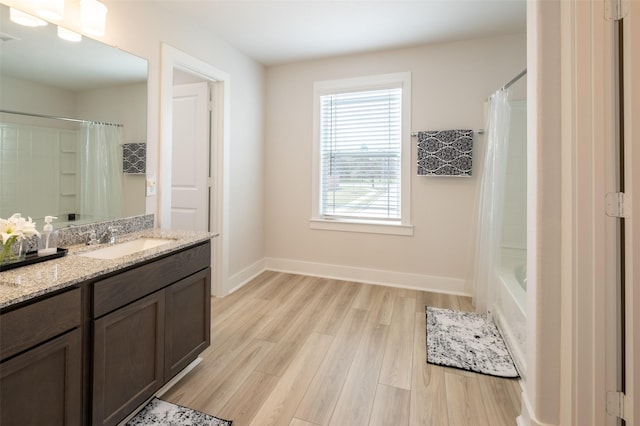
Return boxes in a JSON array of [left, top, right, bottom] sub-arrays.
[[0, 32, 19, 42]]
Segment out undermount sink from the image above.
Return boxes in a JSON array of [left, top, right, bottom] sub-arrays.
[[79, 238, 172, 260]]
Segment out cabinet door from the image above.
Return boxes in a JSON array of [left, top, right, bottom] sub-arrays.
[[92, 290, 165, 426], [165, 267, 211, 380], [0, 328, 82, 426]]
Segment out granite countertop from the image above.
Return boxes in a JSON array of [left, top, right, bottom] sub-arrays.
[[0, 229, 215, 309]]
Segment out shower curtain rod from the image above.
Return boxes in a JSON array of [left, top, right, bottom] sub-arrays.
[[502, 69, 527, 90], [0, 109, 123, 127], [411, 129, 484, 137]]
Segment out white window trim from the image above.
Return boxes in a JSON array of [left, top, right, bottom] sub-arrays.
[[310, 72, 413, 236]]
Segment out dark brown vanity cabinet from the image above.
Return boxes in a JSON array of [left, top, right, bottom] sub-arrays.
[[164, 268, 211, 380], [91, 241, 211, 426], [92, 290, 166, 426], [0, 239, 211, 426], [0, 288, 83, 426]]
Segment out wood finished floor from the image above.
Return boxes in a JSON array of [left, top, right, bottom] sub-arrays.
[[162, 271, 522, 426]]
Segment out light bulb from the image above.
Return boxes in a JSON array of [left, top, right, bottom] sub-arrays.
[[80, 0, 107, 37], [35, 0, 65, 21], [58, 26, 82, 42], [9, 8, 48, 27]]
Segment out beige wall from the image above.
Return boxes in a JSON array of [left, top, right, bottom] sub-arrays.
[[77, 83, 148, 218], [104, 2, 266, 291], [264, 34, 526, 294], [0, 75, 77, 116], [105, 2, 266, 292]]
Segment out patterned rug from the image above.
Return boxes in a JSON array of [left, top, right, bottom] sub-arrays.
[[426, 306, 519, 378], [126, 398, 232, 425]]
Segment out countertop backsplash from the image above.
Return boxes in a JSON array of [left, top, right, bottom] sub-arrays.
[[19, 214, 155, 253], [56, 214, 155, 247]]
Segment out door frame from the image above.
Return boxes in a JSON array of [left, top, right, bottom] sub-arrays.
[[622, 1, 638, 421], [558, 1, 632, 424], [160, 43, 230, 296]]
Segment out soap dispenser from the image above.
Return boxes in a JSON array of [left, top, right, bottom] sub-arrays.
[[38, 216, 59, 256]]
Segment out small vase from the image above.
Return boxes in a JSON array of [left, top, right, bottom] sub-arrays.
[[0, 237, 26, 265]]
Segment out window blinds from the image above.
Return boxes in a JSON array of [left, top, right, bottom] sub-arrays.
[[319, 88, 402, 221]]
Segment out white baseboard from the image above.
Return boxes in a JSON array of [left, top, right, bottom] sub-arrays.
[[263, 257, 469, 295], [226, 258, 266, 295], [518, 387, 557, 426], [223, 256, 470, 299]]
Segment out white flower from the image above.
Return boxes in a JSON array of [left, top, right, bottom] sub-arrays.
[[0, 213, 41, 244]]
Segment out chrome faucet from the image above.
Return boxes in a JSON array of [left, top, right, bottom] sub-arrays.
[[82, 227, 119, 245], [82, 229, 101, 245], [105, 226, 119, 244]]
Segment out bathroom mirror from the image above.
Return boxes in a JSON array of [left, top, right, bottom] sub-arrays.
[[0, 3, 148, 227]]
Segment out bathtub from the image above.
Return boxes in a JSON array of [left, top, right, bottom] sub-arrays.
[[493, 248, 527, 377]]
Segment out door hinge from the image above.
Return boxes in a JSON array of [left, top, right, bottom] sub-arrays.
[[606, 391, 628, 420], [207, 177, 214, 188], [606, 192, 628, 218], [605, 0, 630, 20]]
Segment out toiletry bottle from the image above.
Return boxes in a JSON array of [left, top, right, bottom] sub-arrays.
[[38, 216, 58, 256]]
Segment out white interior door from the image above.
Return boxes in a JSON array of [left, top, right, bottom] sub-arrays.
[[171, 82, 210, 232]]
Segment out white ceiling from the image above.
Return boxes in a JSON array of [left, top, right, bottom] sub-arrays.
[[159, 0, 527, 66], [0, 1, 525, 91]]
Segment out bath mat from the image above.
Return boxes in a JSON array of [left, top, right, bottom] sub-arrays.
[[126, 397, 232, 425], [426, 306, 519, 378]]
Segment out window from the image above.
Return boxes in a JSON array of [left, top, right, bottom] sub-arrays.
[[311, 72, 412, 235]]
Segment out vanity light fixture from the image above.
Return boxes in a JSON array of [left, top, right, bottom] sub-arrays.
[[35, 0, 64, 21], [80, 0, 107, 37], [57, 26, 82, 42], [9, 8, 47, 27]]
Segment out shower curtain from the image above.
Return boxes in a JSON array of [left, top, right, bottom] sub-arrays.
[[79, 123, 124, 221], [473, 88, 511, 313]]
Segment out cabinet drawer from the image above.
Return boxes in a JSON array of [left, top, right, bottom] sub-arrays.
[[0, 328, 82, 426], [93, 241, 210, 318], [0, 288, 81, 361]]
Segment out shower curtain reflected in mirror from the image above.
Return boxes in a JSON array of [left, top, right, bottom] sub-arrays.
[[473, 88, 511, 313], [79, 123, 123, 221]]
